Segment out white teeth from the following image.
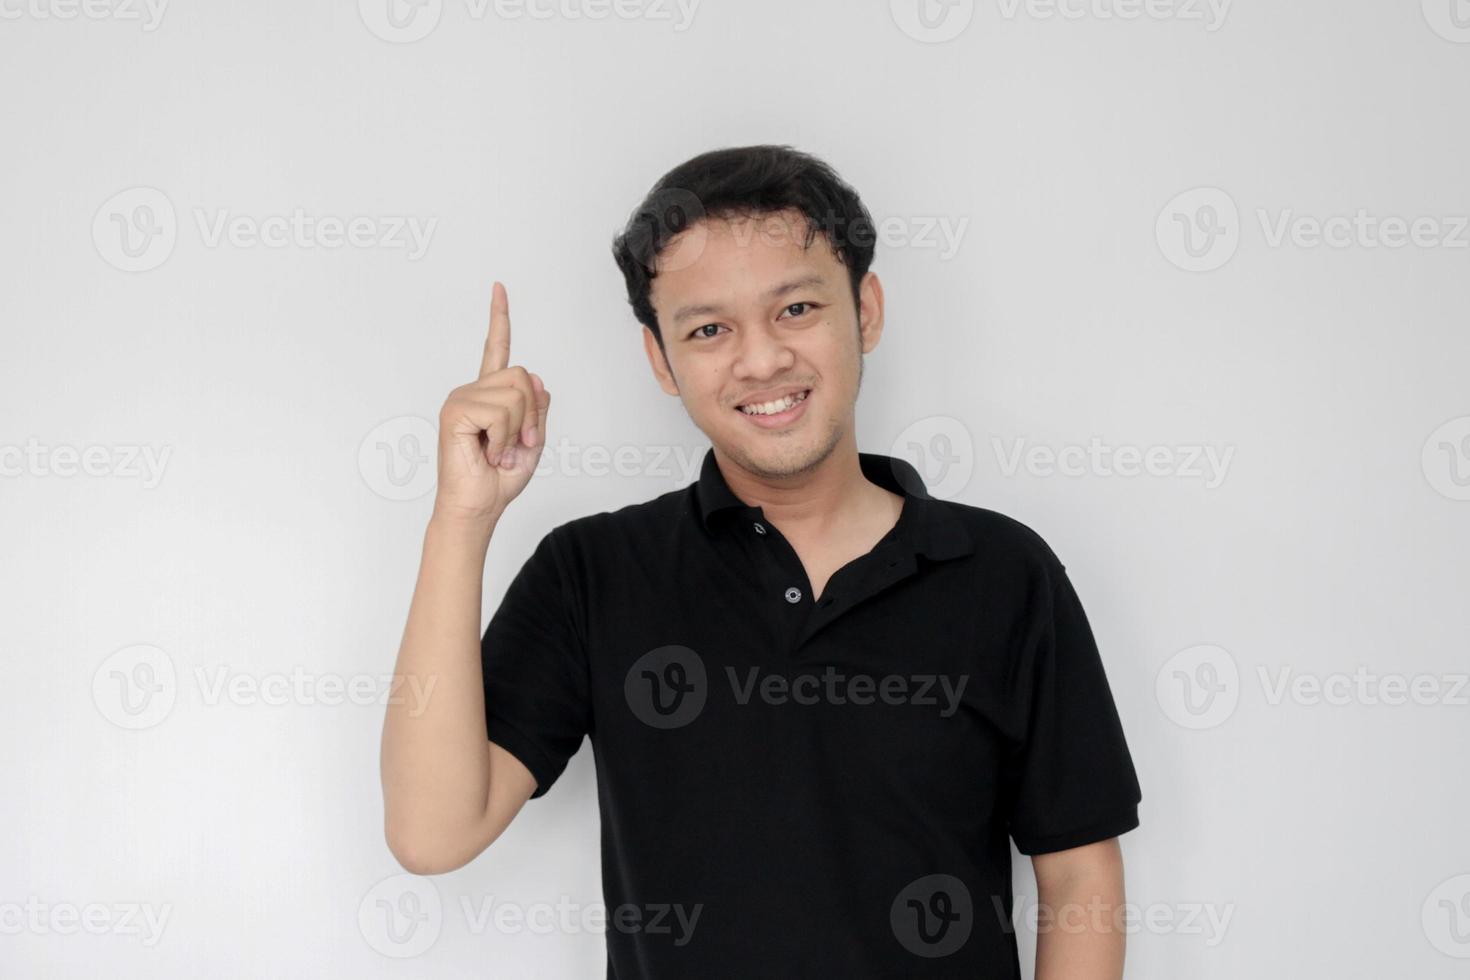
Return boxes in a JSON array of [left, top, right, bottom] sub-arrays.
[[739, 389, 808, 416]]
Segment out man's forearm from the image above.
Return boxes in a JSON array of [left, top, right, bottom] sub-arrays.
[[380, 511, 498, 866]]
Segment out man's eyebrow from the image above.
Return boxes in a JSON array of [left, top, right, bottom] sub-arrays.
[[670, 274, 830, 325]]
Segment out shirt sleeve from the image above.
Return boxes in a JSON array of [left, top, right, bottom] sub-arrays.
[[481, 526, 590, 799], [1005, 561, 1142, 855]]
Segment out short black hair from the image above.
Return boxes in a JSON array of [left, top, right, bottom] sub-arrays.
[[610, 144, 877, 352]]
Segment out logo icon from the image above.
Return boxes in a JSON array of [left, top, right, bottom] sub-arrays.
[[892, 415, 974, 500], [891, 874, 973, 957], [1156, 187, 1239, 272], [890, 0, 976, 43], [1422, 416, 1470, 501], [359, 874, 443, 957], [359, 415, 437, 501], [1422, 0, 1470, 42], [92, 644, 178, 730], [1423, 874, 1470, 958], [93, 187, 177, 272], [624, 645, 707, 729], [625, 187, 709, 274], [1155, 643, 1239, 729], [359, 0, 443, 43]]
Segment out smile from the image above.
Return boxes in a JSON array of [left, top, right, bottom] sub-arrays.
[[736, 388, 810, 417]]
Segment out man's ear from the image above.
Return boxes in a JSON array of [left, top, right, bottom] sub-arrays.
[[857, 271, 885, 354], [642, 325, 680, 396]]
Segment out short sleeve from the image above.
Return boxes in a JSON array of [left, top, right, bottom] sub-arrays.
[[1006, 562, 1142, 855], [481, 527, 590, 799]]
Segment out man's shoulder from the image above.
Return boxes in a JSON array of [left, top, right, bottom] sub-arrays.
[[929, 497, 1069, 578], [541, 483, 694, 554]]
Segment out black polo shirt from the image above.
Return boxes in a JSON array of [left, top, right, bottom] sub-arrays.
[[481, 447, 1142, 978]]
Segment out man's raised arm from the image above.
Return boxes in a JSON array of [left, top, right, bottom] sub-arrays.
[[379, 282, 552, 875]]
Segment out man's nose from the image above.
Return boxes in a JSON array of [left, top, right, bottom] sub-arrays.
[[732, 320, 795, 376]]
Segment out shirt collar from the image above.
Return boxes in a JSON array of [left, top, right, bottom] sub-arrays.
[[692, 446, 974, 562]]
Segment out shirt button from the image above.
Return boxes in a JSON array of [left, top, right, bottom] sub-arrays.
[[753, 522, 766, 535], [784, 586, 802, 603]]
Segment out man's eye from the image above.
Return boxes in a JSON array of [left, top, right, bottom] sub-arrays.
[[782, 302, 816, 318], [690, 323, 723, 340]]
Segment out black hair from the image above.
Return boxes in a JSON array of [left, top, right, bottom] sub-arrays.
[[610, 144, 877, 353]]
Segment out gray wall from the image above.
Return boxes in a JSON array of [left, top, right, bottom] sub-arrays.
[[2, 0, 1468, 976]]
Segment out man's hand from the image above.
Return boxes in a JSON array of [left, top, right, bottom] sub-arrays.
[[434, 281, 551, 524]]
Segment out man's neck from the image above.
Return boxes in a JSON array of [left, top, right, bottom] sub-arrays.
[[713, 442, 900, 546]]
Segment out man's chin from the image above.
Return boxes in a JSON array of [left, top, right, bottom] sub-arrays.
[[717, 429, 838, 481]]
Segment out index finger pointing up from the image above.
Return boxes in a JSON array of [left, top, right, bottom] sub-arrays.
[[479, 280, 511, 378]]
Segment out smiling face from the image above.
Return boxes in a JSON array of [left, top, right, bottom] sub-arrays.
[[642, 208, 885, 481]]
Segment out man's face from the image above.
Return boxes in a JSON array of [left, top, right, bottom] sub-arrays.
[[642, 208, 884, 480]]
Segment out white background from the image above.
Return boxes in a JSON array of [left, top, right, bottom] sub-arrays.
[[2, 0, 1468, 976]]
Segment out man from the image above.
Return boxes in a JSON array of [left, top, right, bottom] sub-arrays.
[[380, 144, 1143, 978]]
